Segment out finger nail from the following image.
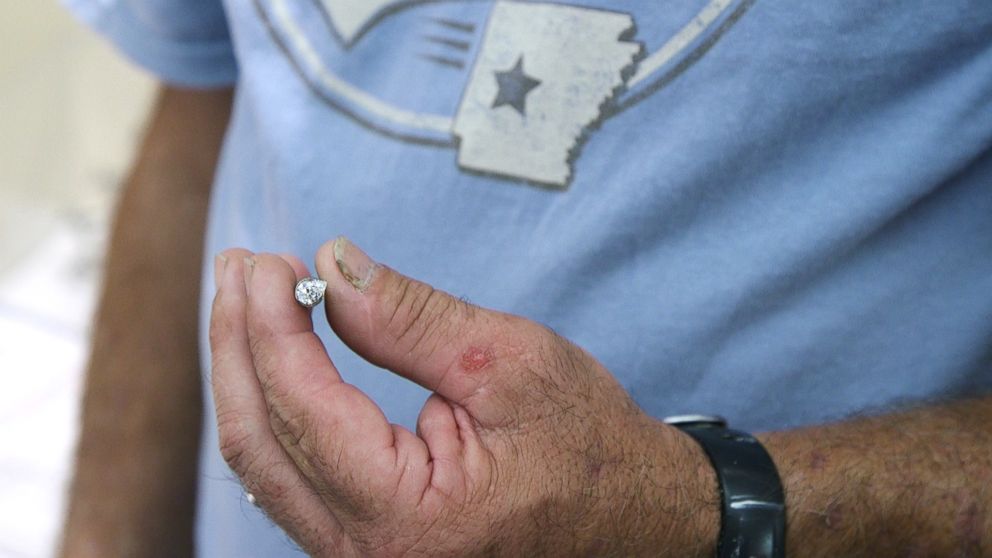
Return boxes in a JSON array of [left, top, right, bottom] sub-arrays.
[[214, 254, 228, 290], [243, 256, 256, 295], [333, 237, 376, 292]]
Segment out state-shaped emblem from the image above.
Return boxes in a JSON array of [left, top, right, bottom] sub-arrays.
[[254, 0, 754, 188]]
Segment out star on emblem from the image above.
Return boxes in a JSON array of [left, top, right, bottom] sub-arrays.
[[491, 56, 542, 116]]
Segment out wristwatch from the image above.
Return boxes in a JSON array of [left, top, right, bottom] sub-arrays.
[[663, 415, 787, 558]]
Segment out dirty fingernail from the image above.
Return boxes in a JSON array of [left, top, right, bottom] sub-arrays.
[[333, 237, 377, 292], [214, 254, 228, 290], [243, 256, 256, 295]]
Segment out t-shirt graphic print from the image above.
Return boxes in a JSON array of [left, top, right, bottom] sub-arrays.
[[254, 0, 754, 188]]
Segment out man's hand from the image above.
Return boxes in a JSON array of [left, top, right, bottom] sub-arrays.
[[209, 238, 720, 557]]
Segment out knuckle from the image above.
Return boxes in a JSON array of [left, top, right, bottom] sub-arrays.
[[382, 276, 430, 340], [217, 412, 257, 476], [247, 334, 285, 389], [268, 403, 346, 491], [383, 276, 461, 355], [271, 407, 317, 455]]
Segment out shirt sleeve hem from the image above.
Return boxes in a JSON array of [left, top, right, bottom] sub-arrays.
[[63, 0, 239, 88]]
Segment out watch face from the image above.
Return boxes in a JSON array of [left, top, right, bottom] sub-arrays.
[[254, 0, 754, 187]]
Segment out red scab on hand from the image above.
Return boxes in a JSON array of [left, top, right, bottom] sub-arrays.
[[460, 346, 495, 373]]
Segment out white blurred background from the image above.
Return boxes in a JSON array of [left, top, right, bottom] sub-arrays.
[[0, 3, 154, 556]]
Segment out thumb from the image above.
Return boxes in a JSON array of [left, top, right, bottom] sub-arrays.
[[315, 237, 552, 415]]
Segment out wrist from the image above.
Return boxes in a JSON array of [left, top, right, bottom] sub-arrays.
[[625, 420, 721, 558], [665, 418, 787, 558], [667, 424, 722, 557]]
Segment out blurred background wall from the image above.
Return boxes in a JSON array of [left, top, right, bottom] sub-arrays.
[[0, 2, 154, 556]]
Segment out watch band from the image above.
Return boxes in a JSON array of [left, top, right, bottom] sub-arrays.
[[664, 415, 786, 558]]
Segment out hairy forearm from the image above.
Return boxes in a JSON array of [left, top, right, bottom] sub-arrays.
[[758, 396, 992, 557], [60, 86, 233, 557]]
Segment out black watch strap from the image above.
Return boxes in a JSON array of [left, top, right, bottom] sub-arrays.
[[664, 415, 786, 558]]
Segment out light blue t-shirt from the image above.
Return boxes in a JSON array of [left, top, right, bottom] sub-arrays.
[[67, 0, 992, 555]]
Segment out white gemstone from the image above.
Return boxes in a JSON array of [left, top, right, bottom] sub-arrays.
[[294, 277, 327, 308]]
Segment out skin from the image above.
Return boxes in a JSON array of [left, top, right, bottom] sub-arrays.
[[210, 238, 991, 557], [58, 85, 989, 558], [59, 86, 233, 558], [762, 401, 992, 558]]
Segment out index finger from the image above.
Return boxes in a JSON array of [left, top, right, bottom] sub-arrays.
[[210, 249, 349, 552], [243, 254, 432, 519]]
